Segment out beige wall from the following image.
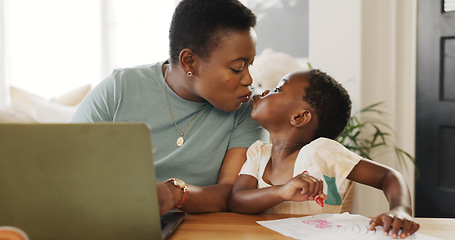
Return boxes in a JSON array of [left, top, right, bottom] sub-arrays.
[[309, 0, 417, 217]]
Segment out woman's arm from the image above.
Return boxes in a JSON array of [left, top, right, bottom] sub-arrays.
[[180, 148, 250, 213], [228, 173, 325, 214], [347, 159, 419, 239], [228, 175, 282, 214], [157, 148, 248, 214]]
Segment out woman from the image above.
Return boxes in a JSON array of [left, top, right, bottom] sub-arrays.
[[71, 0, 268, 215]]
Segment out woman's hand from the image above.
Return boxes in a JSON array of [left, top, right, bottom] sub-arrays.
[[369, 206, 420, 239], [278, 172, 326, 202], [156, 182, 181, 215]]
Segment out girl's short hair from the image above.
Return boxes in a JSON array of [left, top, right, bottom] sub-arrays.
[[169, 0, 256, 64], [303, 69, 352, 139]]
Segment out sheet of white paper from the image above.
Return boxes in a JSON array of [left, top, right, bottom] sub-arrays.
[[257, 213, 440, 240]]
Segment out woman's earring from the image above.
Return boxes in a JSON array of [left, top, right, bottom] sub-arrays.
[[187, 71, 193, 76]]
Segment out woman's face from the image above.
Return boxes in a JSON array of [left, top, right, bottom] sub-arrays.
[[193, 28, 257, 112]]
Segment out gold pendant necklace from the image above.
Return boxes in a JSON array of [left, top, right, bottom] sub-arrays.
[[163, 65, 206, 147]]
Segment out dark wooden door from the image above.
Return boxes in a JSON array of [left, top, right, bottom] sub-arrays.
[[415, 0, 455, 217]]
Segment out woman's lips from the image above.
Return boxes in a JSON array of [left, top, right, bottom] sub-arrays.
[[240, 92, 252, 103]]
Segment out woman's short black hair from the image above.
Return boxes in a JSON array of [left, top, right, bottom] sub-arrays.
[[169, 0, 256, 64], [302, 69, 352, 140]]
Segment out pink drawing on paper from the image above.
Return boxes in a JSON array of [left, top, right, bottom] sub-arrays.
[[301, 220, 341, 229]]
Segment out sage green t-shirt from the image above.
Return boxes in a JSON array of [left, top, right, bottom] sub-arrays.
[[71, 61, 268, 186]]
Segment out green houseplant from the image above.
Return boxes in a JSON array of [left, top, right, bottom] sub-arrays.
[[336, 102, 416, 170]]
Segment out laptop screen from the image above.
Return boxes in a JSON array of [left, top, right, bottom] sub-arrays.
[[0, 123, 168, 240]]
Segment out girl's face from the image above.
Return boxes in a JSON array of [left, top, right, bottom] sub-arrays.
[[250, 72, 308, 130], [193, 28, 257, 112]]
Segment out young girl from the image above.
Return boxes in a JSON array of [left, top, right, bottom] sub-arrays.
[[228, 69, 419, 239]]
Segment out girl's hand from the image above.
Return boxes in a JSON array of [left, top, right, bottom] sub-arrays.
[[369, 206, 420, 239], [278, 172, 326, 202]]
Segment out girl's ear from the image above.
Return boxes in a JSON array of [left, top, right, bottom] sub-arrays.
[[290, 110, 312, 127], [179, 48, 195, 74]]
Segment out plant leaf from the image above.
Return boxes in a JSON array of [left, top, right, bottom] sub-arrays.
[[337, 101, 417, 172]]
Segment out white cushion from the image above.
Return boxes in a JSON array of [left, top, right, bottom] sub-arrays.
[[53, 84, 91, 106], [0, 104, 38, 123], [10, 86, 46, 108], [31, 98, 76, 123], [7, 85, 91, 123]]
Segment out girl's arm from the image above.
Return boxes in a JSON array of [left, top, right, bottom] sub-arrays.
[[228, 173, 324, 214], [347, 159, 420, 239]]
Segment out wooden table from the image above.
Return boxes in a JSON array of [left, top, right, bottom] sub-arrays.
[[169, 212, 455, 240]]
